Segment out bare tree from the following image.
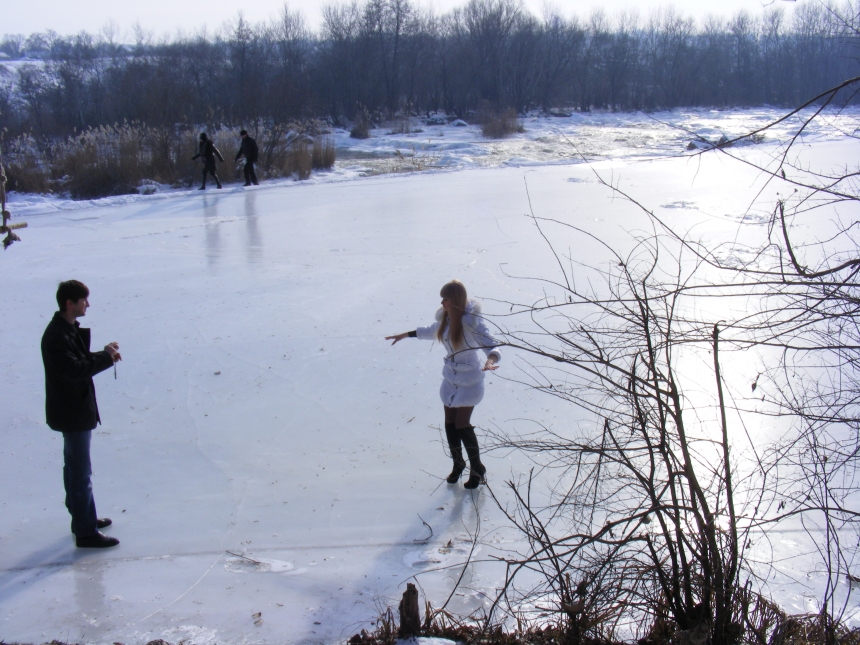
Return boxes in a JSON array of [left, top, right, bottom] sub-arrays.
[[478, 79, 860, 643]]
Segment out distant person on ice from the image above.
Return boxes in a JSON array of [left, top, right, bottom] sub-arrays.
[[192, 132, 224, 190], [386, 280, 501, 489], [41, 280, 122, 548], [235, 129, 259, 186]]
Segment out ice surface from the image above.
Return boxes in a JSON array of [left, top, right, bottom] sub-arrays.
[[1, 112, 858, 644]]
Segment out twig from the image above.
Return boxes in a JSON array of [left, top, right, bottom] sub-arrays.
[[414, 514, 433, 543], [227, 550, 262, 564]]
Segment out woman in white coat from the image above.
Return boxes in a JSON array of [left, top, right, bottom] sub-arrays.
[[386, 280, 501, 489]]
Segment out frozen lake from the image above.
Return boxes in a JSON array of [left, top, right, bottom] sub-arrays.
[[1, 110, 858, 643]]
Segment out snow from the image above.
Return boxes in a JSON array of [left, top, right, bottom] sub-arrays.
[[1, 109, 859, 644], [7, 105, 858, 218]]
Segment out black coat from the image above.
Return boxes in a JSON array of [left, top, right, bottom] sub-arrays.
[[193, 140, 224, 169], [235, 136, 259, 163], [41, 312, 114, 433]]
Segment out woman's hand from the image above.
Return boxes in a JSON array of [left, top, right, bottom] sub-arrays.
[[482, 358, 499, 371], [386, 333, 409, 345]]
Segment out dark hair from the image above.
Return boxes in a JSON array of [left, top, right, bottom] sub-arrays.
[[240, 129, 248, 136], [56, 280, 89, 311], [199, 132, 208, 141]]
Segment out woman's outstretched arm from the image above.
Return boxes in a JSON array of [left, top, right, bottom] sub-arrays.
[[385, 331, 417, 345]]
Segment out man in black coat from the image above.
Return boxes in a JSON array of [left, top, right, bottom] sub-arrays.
[[41, 280, 122, 548], [191, 132, 224, 190], [235, 129, 259, 186]]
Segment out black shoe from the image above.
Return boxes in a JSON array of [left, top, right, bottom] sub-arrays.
[[216, 183, 223, 189], [198, 186, 206, 190], [70, 517, 112, 534], [464, 465, 486, 489], [76, 531, 120, 548], [243, 183, 252, 187]]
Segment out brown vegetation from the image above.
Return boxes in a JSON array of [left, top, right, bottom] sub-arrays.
[[0, 157, 27, 249], [283, 138, 313, 180], [351, 593, 860, 645], [2, 124, 336, 199], [350, 106, 373, 139], [312, 136, 337, 170], [478, 103, 523, 138]]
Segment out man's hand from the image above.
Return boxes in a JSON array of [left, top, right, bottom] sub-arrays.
[[105, 342, 122, 362]]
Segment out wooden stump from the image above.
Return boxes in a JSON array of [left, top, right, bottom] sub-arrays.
[[398, 582, 420, 637]]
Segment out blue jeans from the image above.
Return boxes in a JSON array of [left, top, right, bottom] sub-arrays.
[[63, 431, 98, 537]]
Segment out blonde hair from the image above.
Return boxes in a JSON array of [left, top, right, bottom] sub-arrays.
[[437, 280, 468, 349]]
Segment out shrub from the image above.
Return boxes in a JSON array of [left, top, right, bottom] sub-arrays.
[[4, 135, 51, 193], [477, 102, 522, 138], [350, 106, 372, 139], [54, 127, 138, 199], [312, 136, 336, 169], [2, 121, 334, 198], [282, 138, 312, 180], [389, 115, 412, 134]]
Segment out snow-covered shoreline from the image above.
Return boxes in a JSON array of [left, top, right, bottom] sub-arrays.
[[8, 105, 857, 219]]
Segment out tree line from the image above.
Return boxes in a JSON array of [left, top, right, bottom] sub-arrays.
[[0, 0, 858, 141]]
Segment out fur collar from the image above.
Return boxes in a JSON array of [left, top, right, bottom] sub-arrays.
[[434, 299, 482, 323]]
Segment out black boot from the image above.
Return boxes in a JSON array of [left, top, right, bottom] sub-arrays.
[[445, 423, 466, 483], [460, 426, 486, 489]]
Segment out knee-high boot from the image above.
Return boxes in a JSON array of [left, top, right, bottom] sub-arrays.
[[445, 423, 466, 483], [460, 425, 486, 489]]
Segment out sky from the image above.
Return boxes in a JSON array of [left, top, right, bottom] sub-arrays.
[[3, 0, 800, 41]]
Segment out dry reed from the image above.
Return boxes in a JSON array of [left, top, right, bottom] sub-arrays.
[[477, 103, 523, 138], [312, 136, 336, 170], [2, 122, 337, 198]]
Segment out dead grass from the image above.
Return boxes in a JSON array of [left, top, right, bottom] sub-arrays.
[[312, 136, 336, 170], [282, 137, 312, 180], [348, 595, 860, 645], [1, 122, 337, 198], [3, 601, 858, 645], [478, 102, 524, 139], [350, 105, 373, 139], [3, 134, 52, 194], [355, 145, 438, 177]]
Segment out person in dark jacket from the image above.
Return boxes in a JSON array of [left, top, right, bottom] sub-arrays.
[[235, 129, 259, 186], [191, 132, 224, 190], [42, 280, 122, 548]]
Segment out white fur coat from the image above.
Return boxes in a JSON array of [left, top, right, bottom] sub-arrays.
[[415, 299, 502, 407]]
